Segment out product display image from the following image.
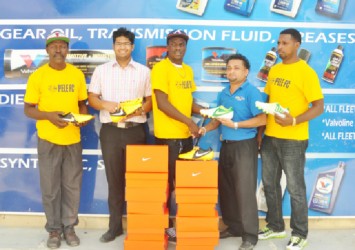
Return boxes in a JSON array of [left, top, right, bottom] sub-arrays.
[[59, 112, 94, 124], [315, 0, 347, 19], [270, 0, 303, 18], [176, 0, 209, 16], [322, 45, 344, 84], [298, 48, 311, 62], [256, 47, 278, 82], [3, 49, 114, 79], [308, 161, 346, 214], [201, 47, 236, 82], [255, 101, 289, 118], [146, 46, 167, 70], [224, 0, 256, 17]]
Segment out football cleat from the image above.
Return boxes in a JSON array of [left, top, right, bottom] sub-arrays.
[[120, 97, 143, 115], [255, 101, 289, 118], [110, 97, 143, 122], [60, 113, 94, 124], [200, 105, 233, 119], [178, 146, 214, 161]]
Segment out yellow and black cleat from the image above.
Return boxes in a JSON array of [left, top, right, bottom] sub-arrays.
[[178, 146, 214, 161], [60, 113, 94, 124], [110, 97, 143, 123]]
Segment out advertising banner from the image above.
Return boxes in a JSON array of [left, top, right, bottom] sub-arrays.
[[0, 0, 354, 216]]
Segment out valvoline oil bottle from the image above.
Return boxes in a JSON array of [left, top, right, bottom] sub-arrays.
[[308, 161, 345, 214]]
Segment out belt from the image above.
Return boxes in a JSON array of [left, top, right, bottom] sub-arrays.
[[106, 122, 142, 129], [222, 140, 238, 144]]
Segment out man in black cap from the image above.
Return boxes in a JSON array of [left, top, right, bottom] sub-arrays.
[[151, 29, 203, 242], [24, 31, 89, 249]]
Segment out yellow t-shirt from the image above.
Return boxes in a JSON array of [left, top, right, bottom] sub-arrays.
[[24, 63, 87, 145], [265, 60, 323, 140], [152, 58, 196, 138]]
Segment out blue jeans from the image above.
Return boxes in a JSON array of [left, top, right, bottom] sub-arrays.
[[261, 135, 308, 239]]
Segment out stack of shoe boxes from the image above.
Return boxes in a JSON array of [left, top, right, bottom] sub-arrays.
[[124, 145, 169, 250], [175, 160, 219, 250]]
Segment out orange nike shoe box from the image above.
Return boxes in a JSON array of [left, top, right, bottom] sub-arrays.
[[176, 245, 215, 250], [127, 228, 164, 235], [175, 187, 218, 204], [126, 231, 166, 241], [126, 209, 169, 229], [176, 187, 218, 196], [177, 203, 217, 217], [177, 237, 219, 246], [125, 186, 168, 202], [126, 178, 168, 188], [127, 201, 167, 215], [176, 212, 219, 232], [177, 231, 219, 238], [124, 236, 167, 250], [176, 195, 217, 204], [126, 145, 168, 173], [175, 160, 218, 188], [126, 172, 168, 181]]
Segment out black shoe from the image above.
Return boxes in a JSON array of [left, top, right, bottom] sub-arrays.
[[239, 240, 254, 250], [99, 230, 123, 243], [220, 229, 237, 239]]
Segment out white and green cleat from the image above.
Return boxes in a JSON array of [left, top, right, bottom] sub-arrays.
[[255, 101, 289, 118], [286, 236, 307, 250], [200, 105, 233, 119], [258, 227, 286, 240]]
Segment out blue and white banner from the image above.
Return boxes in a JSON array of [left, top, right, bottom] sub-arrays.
[[0, 0, 354, 216]]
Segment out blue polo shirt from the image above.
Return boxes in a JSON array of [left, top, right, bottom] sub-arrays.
[[217, 80, 263, 141]]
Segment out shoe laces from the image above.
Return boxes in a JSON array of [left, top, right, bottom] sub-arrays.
[[214, 105, 231, 113], [260, 227, 271, 233], [165, 228, 176, 237], [49, 231, 61, 238], [290, 236, 303, 245], [65, 228, 77, 236]]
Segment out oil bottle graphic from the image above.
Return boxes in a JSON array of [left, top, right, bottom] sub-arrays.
[[256, 47, 277, 82], [322, 45, 344, 84], [298, 48, 311, 63], [308, 161, 345, 214]]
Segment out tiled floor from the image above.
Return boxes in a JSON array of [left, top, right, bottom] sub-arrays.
[[1, 227, 355, 250]]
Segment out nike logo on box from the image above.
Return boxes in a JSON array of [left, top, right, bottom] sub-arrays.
[[192, 172, 201, 177], [142, 157, 151, 162]]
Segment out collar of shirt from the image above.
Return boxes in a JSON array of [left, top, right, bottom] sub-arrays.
[[222, 80, 250, 96], [111, 58, 138, 70]]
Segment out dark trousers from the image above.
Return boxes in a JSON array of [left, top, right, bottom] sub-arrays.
[[37, 138, 82, 233], [100, 123, 146, 234], [218, 137, 259, 245], [154, 137, 193, 227]]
